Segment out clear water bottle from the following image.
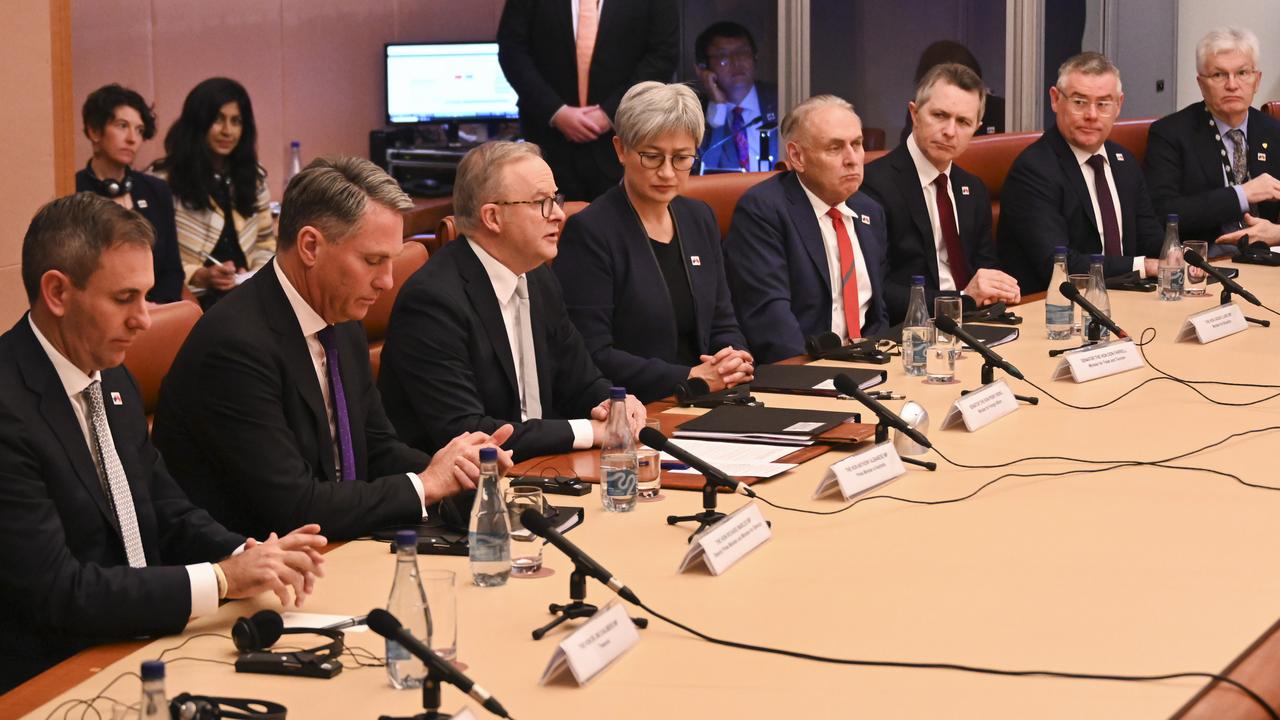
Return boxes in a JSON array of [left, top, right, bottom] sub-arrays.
[[1045, 246, 1073, 339], [1084, 254, 1112, 342], [1157, 213, 1184, 301], [288, 140, 303, 181], [386, 529, 429, 689], [600, 387, 638, 512], [469, 447, 511, 586], [901, 275, 929, 376], [139, 661, 166, 719]]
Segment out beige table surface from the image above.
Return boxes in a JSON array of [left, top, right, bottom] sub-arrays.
[[17, 268, 1280, 719]]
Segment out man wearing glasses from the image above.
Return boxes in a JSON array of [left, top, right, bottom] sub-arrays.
[[1145, 27, 1280, 249], [695, 21, 779, 173], [998, 52, 1163, 293], [380, 141, 644, 463]]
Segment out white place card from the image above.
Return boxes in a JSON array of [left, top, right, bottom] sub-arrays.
[[1051, 340, 1144, 383], [939, 380, 1019, 432], [678, 502, 772, 575], [812, 442, 906, 500], [452, 708, 478, 720], [539, 603, 640, 686], [1176, 304, 1248, 344]]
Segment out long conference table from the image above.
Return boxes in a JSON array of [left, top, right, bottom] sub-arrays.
[[8, 266, 1280, 719]]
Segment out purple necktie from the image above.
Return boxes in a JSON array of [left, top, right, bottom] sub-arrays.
[[731, 107, 750, 170], [1085, 154, 1122, 257], [316, 325, 357, 482]]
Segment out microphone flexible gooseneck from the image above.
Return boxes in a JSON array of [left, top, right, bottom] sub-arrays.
[[638, 427, 757, 498], [520, 509, 641, 605], [932, 315, 1025, 381], [833, 374, 932, 449], [1059, 282, 1129, 339]]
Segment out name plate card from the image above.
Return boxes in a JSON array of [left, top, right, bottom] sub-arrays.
[[1176, 304, 1248, 344], [1051, 340, 1144, 383], [678, 502, 771, 575], [812, 442, 906, 500], [939, 380, 1019, 432], [452, 708, 478, 720], [539, 603, 639, 686]]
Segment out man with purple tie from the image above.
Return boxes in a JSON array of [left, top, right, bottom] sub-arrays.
[[153, 157, 512, 540]]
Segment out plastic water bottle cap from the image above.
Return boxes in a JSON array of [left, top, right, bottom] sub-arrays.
[[479, 447, 498, 463], [141, 660, 165, 680], [1054, 246, 1067, 254], [1167, 213, 1178, 223], [291, 140, 301, 149], [1090, 254, 1105, 263], [911, 275, 925, 285], [610, 386, 626, 399], [395, 529, 418, 547]]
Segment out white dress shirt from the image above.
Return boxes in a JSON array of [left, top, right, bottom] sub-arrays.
[[28, 316, 227, 619], [468, 240, 594, 449], [906, 133, 961, 292], [706, 85, 763, 171], [273, 261, 429, 511], [1068, 143, 1146, 275], [795, 179, 873, 341]]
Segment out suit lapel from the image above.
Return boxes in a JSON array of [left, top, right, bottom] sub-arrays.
[[781, 173, 832, 292], [950, 169, 979, 268], [1048, 127, 1102, 235], [890, 147, 939, 286], [669, 200, 712, 350], [1195, 103, 1231, 188], [1107, 142, 1137, 255], [1247, 107, 1275, 179], [526, 268, 556, 412], [458, 240, 521, 401]]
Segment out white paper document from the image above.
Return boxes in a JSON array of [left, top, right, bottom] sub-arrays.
[[661, 439, 798, 479]]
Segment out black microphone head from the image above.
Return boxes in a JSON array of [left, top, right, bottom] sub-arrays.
[[638, 426, 669, 452], [759, 119, 779, 131], [1183, 248, 1206, 267], [833, 373, 865, 398], [520, 507, 554, 538], [1059, 281, 1081, 299], [366, 608, 401, 638], [933, 314, 959, 333]]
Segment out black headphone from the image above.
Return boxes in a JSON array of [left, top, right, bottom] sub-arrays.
[[230, 610, 345, 679], [169, 693, 287, 720], [84, 160, 133, 198]]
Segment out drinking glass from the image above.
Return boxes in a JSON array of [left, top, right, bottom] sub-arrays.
[[1068, 273, 1091, 335], [933, 296, 963, 345], [1184, 241, 1209, 296], [924, 320, 957, 383], [505, 487, 546, 575], [637, 419, 663, 498], [421, 569, 457, 662]]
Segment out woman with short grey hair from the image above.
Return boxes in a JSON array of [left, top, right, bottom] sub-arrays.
[[554, 81, 754, 403]]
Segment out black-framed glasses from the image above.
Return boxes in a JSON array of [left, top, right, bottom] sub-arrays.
[[636, 152, 698, 171], [706, 49, 755, 68], [491, 193, 566, 219]]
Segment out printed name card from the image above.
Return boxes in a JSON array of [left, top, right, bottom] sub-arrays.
[[1176, 304, 1248, 344], [812, 442, 906, 500], [452, 708, 478, 720], [678, 502, 771, 575], [939, 380, 1019, 432], [539, 603, 639, 686], [1051, 340, 1144, 383]]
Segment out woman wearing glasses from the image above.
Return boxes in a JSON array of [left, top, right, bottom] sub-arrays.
[[556, 81, 753, 403]]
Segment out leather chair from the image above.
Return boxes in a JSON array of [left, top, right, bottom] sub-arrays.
[[1108, 117, 1155, 165], [364, 240, 429, 379], [684, 171, 779, 239], [433, 202, 590, 253], [1264, 101, 1280, 120], [123, 300, 202, 421]]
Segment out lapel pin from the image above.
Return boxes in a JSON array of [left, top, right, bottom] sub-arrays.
[[1259, 153, 1268, 162], [1115, 152, 1125, 162], [690, 255, 702, 266], [110, 391, 123, 406], [136, 199, 148, 209], [961, 186, 971, 195], [1263, 141, 1270, 150], [860, 214, 871, 225]]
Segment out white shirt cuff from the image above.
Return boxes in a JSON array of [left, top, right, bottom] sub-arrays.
[[407, 472, 429, 519], [569, 419, 594, 450], [549, 105, 568, 127], [1234, 185, 1250, 213], [187, 563, 220, 618], [1133, 256, 1146, 276], [707, 102, 731, 128]]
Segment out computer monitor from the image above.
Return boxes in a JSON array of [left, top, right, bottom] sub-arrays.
[[385, 42, 520, 125]]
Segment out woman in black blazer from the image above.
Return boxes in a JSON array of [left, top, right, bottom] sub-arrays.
[[556, 81, 753, 403]]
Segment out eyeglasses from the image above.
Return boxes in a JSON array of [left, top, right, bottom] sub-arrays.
[[1064, 96, 1119, 117], [1199, 68, 1259, 85], [491, 193, 565, 219], [636, 151, 698, 171], [706, 49, 755, 68]]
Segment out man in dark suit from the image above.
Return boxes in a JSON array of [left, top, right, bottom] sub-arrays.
[[1145, 27, 1280, 248], [497, 0, 678, 201], [864, 63, 1020, 324], [153, 158, 512, 541], [724, 95, 891, 364], [380, 141, 644, 463], [694, 21, 780, 173], [0, 193, 325, 692], [999, 52, 1163, 293]]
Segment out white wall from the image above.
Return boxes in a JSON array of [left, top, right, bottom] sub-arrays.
[[1177, 0, 1280, 110]]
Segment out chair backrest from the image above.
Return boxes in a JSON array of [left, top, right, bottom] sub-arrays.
[[432, 215, 458, 254], [684, 171, 779, 239], [1264, 101, 1280, 120], [1108, 117, 1155, 165], [123, 300, 202, 416], [364, 240, 429, 343]]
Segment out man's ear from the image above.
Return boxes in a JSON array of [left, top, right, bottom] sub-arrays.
[[295, 226, 324, 268], [480, 204, 503, 234], [40, 270, 75, 318]]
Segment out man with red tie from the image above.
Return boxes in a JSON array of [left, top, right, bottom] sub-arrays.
[[864, 63, 1021, 325], [724, 95, 891, 363], [497, 0, 678, 201], [999, 52, 1164, 293]]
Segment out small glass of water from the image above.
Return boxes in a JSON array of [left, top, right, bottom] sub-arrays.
[[636, 419, 662, 499], [1184, 240, 1209, 296], [1068, 273, 1091, 335], [933, 296, 963, 345], [506, 487, 547, 576], [421, 569, 458, 662], [925, 321, 958, 383]]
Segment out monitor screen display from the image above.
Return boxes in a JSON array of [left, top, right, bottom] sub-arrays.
[[386, 42, 520, 124]]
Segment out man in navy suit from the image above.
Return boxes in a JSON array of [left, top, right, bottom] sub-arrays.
[[999, 52, 1164, 292], [1145, 27, 1280, 247], [694, 21, 779, 173], [724, 95, 891, 364], [864, 63, 1020, 324], [0, 193, 325, 692]]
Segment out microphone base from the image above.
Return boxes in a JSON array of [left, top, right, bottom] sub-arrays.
[[967, 364, 1039, 406], [666, 509, 729, 542], [378, 675, 450, 720], [901, 456, 938, 472], [531, 568, 648, 641]]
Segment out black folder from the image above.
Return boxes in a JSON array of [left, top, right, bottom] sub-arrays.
[[749, 364, 886, 397], [674, 404, 862, 442]]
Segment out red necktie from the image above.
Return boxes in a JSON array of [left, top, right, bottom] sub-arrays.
[[1085, 155, 1122, 257], [932, 173, 971, 289], [826, 207, 862, 339], [731, 107, 750, 170]]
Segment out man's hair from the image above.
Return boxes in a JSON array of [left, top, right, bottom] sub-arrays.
[[694, 21, 757, 66], [453, 141, 544, 235], [1196, 26, 1260, 75], [781, 95, 856, 146], [615, 81, 706, 149], [22, 193, 155, 302], [914, 63, 988, 123], [1055, 52, 1123, 95], [278, 156, 412, 251], [82, 84, 157, 141]]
